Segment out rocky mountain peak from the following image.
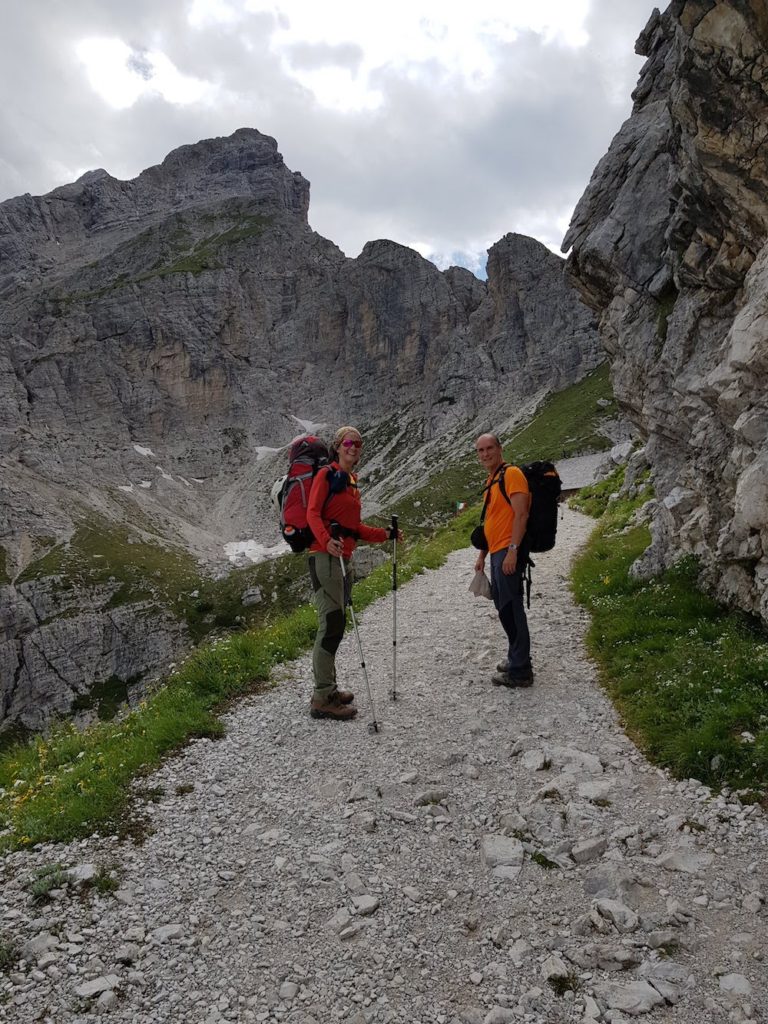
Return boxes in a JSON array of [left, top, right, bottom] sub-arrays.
[[0, 128, 309, 292], [139, 127, 310, 222]]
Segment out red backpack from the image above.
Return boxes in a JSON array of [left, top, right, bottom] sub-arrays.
[[277, 435, 330, 552]]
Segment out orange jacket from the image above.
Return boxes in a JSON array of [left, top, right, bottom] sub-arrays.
[[307, 463, 388, 558]]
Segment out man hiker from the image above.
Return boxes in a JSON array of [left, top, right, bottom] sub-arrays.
[[473, 433, 533, 687]]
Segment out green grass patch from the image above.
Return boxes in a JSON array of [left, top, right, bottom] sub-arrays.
[[570, 466, 626, 518], [571, 498, 768, 792], [530, 850, 558, 870], [27, 863, 71, 902], [571, 465, 653, 522], [71, 675, 143, 721], [548, 973, 581, 996], [681, 819, 706, 833], [81, 864, 121, 896], [0, 547, 9, 586], [0, 936, 19, 972], [504, 362, 616, 465], [0, 506, 479, 850]]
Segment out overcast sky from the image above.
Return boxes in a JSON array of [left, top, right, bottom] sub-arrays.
[[1, 0, 657, 273]]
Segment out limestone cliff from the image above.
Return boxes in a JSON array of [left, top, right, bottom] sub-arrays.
[[0, 128, 602, 729], [565, 1, 768, 620]]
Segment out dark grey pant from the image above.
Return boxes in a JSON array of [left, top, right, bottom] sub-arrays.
[[489, 549, 531, 679], [308, 554, 352, 699]]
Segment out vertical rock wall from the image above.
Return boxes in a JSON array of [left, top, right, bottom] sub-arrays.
[[565, 0, 768, 619]]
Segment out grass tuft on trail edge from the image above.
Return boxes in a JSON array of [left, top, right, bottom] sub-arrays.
[[0, 507, 479, 852], [571, 477, 768, 794]]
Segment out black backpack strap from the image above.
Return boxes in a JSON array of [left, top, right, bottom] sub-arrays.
[[524, 556, 534, 609], [497, 466, 512, 506]]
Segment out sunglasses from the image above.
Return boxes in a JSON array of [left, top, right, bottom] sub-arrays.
[[340, 438, 363, 449]]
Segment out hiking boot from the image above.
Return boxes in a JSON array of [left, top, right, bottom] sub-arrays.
[[496, 661, 508, 673], [491, 670, 534, 688], [310, 691, 358, 720], [508, 672, 534, 688], [333, 689, 355, 705]]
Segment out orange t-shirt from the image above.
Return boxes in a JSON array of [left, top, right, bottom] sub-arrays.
[[484, 465, 529, 554]]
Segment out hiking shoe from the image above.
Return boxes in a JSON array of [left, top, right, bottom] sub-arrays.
[[508, 673, 534, 688], [333, 689, 355, 705], [496, 661, 508, 673], [491, 670, 534, 688], [310, 692, 358, 720]]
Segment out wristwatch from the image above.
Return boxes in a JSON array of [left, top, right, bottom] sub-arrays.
[[508, 543, 518, 551]]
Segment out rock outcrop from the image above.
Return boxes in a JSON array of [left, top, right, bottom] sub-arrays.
[[565, 1, 768, 619], [0, 128, 603, 728]]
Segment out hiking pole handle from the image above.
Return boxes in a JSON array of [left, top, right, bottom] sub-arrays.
[[389, 514, 399, 541]]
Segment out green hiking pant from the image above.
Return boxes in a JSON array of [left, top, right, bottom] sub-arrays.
[[308, 553, 353, 699]]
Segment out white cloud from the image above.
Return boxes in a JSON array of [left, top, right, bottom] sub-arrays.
[[237, 0, 592, 111], [188, 0, 241, 28], [76, 37, 214, 109]]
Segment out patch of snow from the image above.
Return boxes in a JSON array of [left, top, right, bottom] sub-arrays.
[[133, 444, 156, 458], [139, 480, 152, 489], [290, 415, 327, 434], [178, 477, 191, 487], [255, 446, 284, 461], [118, 484, 134, 492], [155, 465, 173, 481], [192, 478, 205, 483], [224, 539, 289, 566]]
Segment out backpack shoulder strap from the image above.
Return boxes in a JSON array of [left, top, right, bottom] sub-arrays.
[[497, 465, 511, 506], [480, 464, 509, 522]]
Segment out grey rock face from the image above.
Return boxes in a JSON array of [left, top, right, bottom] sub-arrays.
[[0, 128, 602, 727], [565, 2, 768, 620]]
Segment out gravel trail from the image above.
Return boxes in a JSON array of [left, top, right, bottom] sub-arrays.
[[2, 508, 766, 1024]]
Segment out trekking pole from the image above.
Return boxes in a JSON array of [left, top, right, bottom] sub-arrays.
[[390, 514, 399, 701], [331, 524, 380, 734]]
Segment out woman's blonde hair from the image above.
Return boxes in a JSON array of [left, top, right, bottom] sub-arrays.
[[330, 425, 362, 460]]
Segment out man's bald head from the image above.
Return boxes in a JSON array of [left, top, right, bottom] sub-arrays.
[[475, 433, 504, 473]]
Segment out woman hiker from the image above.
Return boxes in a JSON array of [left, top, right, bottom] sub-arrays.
[[306, 426, 403, 720]]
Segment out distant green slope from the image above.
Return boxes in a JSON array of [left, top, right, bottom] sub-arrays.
[[377, 363, 616, 532]]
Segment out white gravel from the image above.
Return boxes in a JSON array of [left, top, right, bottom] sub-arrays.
[[1, 507, 766, 1024]]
